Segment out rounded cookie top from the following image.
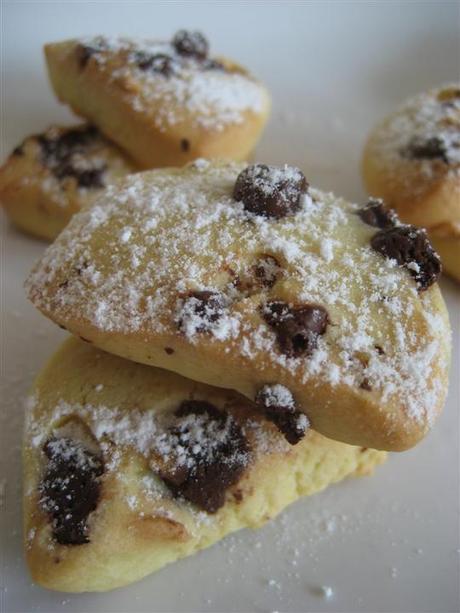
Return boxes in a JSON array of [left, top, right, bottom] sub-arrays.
[[365, 84, 460, 198], [69, 31, 269, 132], [26, 161, 450, 450], [2, 124, 134, 208]]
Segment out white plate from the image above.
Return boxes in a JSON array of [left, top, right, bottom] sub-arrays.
[[1, 2, 459, 612]]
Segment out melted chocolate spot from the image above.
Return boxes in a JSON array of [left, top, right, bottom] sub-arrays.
[[370, 226, 441, 290], [159, 401, 249, 513], [254, 255, 282, 289], [54, 164, 106, 188], [37, 126, 107, 188], [233, 164, 308, 219], [358, 198, 398, 229], [178, 290, 225, 333], [40, 437, 103, 545], [402, 136, 449, 164], [164, 347, 174, 355], [135, 52, 177, 77], [359, 378, 372, 391], [202, 58, 226, 71], [262, 301, 329, 357], [180, 138, 190, 152], [76, 39, 107, 69], [172, 30, 209, 60], [256, 385, 308, 445]]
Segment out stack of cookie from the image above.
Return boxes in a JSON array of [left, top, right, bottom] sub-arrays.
[[0, 30, 270, 240], [362, 84, 460, 282], [6, 31, 454, 593]]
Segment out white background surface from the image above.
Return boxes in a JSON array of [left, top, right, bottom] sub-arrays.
[[1, 2, 459, 612]]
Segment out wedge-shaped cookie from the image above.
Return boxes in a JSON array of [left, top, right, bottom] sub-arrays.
[[45, 31, 271, 168], [362, 84, 460, 281], [26, 161, 451, 451], [24, 337, 385, 592], [0, 124, 135, 240]]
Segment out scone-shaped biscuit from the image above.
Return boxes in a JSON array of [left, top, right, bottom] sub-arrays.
[[362, 84, 460, 280], [44, 31, 271, 168], [26, 161, 451, 452], [24, 337, 386, 592], [0, 124, 135, 240]]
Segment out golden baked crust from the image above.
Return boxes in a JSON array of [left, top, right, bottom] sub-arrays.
[[0, 124, 135, 240], [24, 337, 386, 592], [362, 84, 460, 238], [429, 234, 460, 282], [44, 34, 271, 169], [25, 161, 451, 452]]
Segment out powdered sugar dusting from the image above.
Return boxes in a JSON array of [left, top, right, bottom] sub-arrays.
[[75, 36, 268, 132], [367, 83, 460, 192], [26, 162, 450, 428]]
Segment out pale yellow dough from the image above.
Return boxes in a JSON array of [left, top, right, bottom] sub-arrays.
[[362, 83, 460, 281], [24, 337, 386, 592], [0, 124, 135, 240], [45, 36, 271, 168], [26, 161, 451, 451]]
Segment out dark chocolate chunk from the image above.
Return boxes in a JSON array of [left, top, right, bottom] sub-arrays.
[[37, 126, 107, 188], [159, 400, 249, 513], [54, 163, 107, 188], [370, 225, 441, 290], [359, 378, 372, 391], [233, 164, 308, 219], [39, 437, 104, 545], [202, 58, 225, 71], [135, 52, 177, 77], [262, 301, 329, 357], [402, 136, 449, 164], [180, 138, 190, 152], [164, 347, 175, 355], [12, 144, 24, 156], [254, 255, 282, 289], [178, 290, 225, 333], [76, 39, 107, 69], [256, 385, 308, 445], [172, 30, 209, 60], [358, 198, 398, 229]]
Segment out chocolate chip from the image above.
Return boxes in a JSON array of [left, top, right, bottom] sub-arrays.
[[180, 138, 190, 152], [256, 385, 308, 445], [39, 437, 104, 545], [172, 30, 209, 60], [177, 290, 225, 334], [76, 39, 107, 69], [254, 255, 282, 289], [135, 52, 176, 77], [402, 136, 449, 164], [262, 301, 329, 358], [164, 347, 174, 355], [233, 164, 308, 219], [202, 58, 225, 71], [358, 198, 398, 229], [159, 401, 249, 513], [54, 163, 107, 188], [370, 226, 441, 290], [37, 126, 107, 188], [359, 378, 372, 391]]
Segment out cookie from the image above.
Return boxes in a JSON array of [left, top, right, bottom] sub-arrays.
[[25, 161, 451, 452], [0, 124, 135, 240], [44, 31, 271, 168], [362, 84, 460, 281], [24, 337, 386, 592]]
